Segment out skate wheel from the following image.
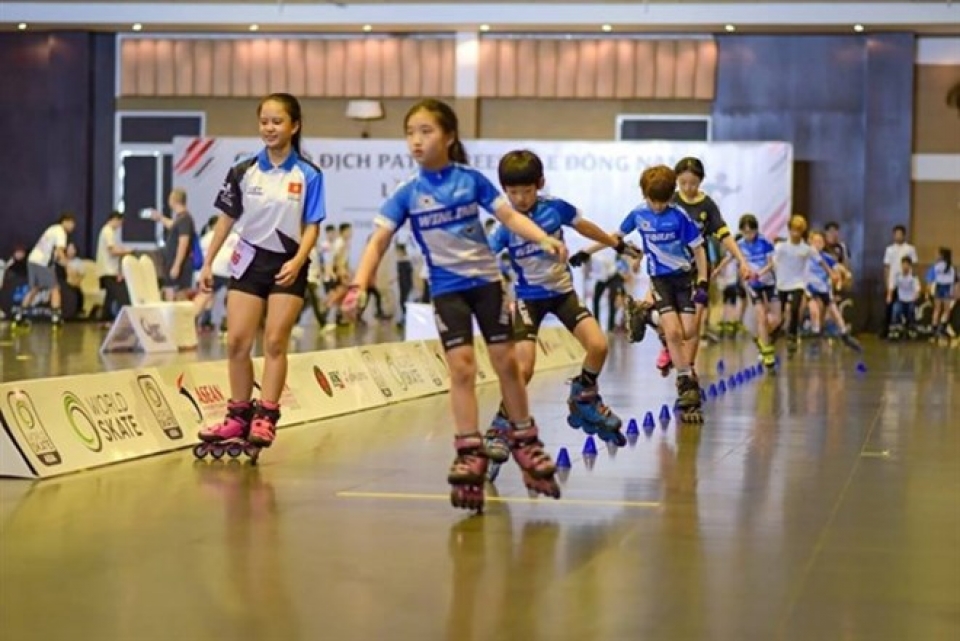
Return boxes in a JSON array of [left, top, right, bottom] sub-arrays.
[[566, 415, 582, 429], [192, 443, 208, 459], [210, 445, 225, 460], [612, 431, 627, 447], [226, 443, 243, 458]]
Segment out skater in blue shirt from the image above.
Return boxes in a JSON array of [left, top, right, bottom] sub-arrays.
[[343, 100, 566, 510]]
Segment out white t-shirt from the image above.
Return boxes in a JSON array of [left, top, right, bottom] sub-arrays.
[[715, 252, 739, 288], [590, 252, 618, 282], [894, 272, 920, 303], [96, 224, 122, 277], [29, 224, 68, 267], [774, 239, 814, 291], [883, 242, 918, 288]]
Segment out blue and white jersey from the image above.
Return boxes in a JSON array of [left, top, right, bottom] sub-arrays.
[[376, 164, 507, 297], [807, 250, 837, 293], [737, 236, 776, 287], [215, 148, 325, 254], [618, 203, 703, 278], [927, 260, 957, 286], [489, 196, 579, 300]]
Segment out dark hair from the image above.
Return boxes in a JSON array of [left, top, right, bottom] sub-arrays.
[[403, 99, 468, 165], [259, 93, 303, 155], [739, 213, 759, 230], [338, 223, 352, 233], [940, 247, 953, 269], [108, 210, 123, 221], [498, 150, 544, 187], [674, 157, 705, 181], [893, 224, 907, 235], [324, 224, 336, 233], [640, 165, 677, 202], [58, 212, 76, 224], [901, 256, 913, 265], [824, 221, 840, 232]]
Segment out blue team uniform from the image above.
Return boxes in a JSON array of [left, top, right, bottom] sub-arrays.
[[737, 236, 776, 289], [376, 164, 507, 297], [489, 196, 579, 300], [807, 250, 837, 295], [618, 203, 703, 277], [927, 261, 958, 300]]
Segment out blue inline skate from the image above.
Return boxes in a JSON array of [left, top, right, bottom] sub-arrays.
[[566, 379, 626, 446]]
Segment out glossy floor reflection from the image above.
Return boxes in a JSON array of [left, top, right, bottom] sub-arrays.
[[1, 330, 958, 641]]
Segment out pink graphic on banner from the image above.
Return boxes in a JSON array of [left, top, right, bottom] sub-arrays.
[[762, 199, 791, 239]]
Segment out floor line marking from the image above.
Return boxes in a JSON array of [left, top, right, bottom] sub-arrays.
[[337, 491, 661, 509]]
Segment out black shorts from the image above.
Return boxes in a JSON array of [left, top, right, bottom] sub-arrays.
[[807, 288, 832, 305], [162, 264, 194, 292], [722, 284, 745, 305], [650, 273, 695, 315], [514, 292, 592, 341], [778, 288, 806, 308], [323, 277, 341, 293], [229, 246, 309, 300], [433, 281, 517, 351], [747, 285, 778, 305], [212, 276, 230, 293]]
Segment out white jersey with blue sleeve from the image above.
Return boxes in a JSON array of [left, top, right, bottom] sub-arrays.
[[738, 236, 776, 287], [375, 164, 507, 297], [490, 196, 579, 300], [807, 250, 837, 294], [214, 148, 325, 255], [618, 203, 702, 278]]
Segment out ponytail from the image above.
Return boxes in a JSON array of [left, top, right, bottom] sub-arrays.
[[291, 131, 302, 156], [449, 138, 469, 165]]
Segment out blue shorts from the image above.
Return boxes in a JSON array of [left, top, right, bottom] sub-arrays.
[[934, 284, 953, 300]]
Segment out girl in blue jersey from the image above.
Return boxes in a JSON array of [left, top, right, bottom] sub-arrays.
[[196, 93, 325, 454], [583, 165, 709, 422], [806, 230, 859, 350], [927, 247, 957, 341], [344, 99, 566, 509], [715, 214, 780, 369], [484, 150, 631, 469]]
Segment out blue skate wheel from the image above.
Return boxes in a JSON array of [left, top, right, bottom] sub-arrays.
[[566, 415, 582, 429]]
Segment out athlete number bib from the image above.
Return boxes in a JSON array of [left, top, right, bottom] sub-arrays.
[[229, 239, 256, 279]]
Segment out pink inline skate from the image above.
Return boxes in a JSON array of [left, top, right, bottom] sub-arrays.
[[448, 433, 489, 512], [247, 401, 281, 448], [193, 400, 261, 463], [508, 420, 561, 499]]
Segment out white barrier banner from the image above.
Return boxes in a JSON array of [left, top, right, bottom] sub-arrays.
[[174, 138, 793, 266], [421, 339, 451, 389], [0, 370, 186, 478], [356, 341, 448, 402], [251, 358, 313, 427], [286, 349, 388, 420], [152, 361, 233, 433]]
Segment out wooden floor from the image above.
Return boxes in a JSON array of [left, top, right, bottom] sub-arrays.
[[1, 322, 958, 641]]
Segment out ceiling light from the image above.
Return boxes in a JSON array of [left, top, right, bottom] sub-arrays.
[[725, 24, 736, 32], [363, 24, 372, 32], [18, 23, 27, 30], [132, 23, 142, 31], [853, 24, 864, 32], [479, 24, 490, 32], [249, 24, 259, 32], [601, 24, 613, 32]]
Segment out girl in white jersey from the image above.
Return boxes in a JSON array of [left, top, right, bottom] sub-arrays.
[[344, 99, 567, 510], [196, 93, 325, 457]]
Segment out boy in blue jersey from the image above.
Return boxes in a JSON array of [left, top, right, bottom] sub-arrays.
[[484, 150, 632, 468], [581, 165, 710, 422], [806, 230, 859, 350], [715, 214, 780, 369]]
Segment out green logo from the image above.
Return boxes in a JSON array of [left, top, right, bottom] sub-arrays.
[[63, 392, 101, 452]]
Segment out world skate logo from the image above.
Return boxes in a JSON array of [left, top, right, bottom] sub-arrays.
[[137, 375, 183, 440], [4, 391, 62, 466], [63, 390, 145, 453], [313, 366, 334, 397]]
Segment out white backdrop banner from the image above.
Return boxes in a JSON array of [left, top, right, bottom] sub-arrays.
[[173, 138, 794, 264]]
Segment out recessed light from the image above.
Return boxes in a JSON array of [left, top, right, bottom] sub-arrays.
[[132, 23, 142, 31], [601, 24, 612, 32], [17, 23, 27, 31], [249, 24, 259, 32], [479, 24, 490, 32], [363, 24, 372, 32], [853, 24, 864, 32], [725, 24, 736, 32]]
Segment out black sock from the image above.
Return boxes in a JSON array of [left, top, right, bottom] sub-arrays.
[[579, 368, 599, 387]]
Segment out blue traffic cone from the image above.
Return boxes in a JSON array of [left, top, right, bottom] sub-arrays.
[[556, 447, 572, 469], [718, 380, 727, 394], [717, 359, 726, 374], [659, 404, 671, 424], [736, 372, 745, 385], [728, 375, 737, 388], [708, 383, 718, 398], [626, 418, 640, 435], [643, 411, 656, 430], [582, 436, 598, 456]]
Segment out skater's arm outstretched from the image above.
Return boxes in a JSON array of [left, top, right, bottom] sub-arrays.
[[493, 203, 567, 262], [350, 226, 394, 292]]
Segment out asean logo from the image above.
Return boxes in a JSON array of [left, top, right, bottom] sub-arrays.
[[313, 366, 333, 397]]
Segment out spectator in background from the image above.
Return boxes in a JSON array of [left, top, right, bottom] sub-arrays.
[[15, 212, 76, 327], [888, 256, 921, 340], [151, 188, 196, 301], [590, 251, 625, 332], [882, 225, 918, 337], [96, 211, 131, 324], [395, 239, 413, 326]]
